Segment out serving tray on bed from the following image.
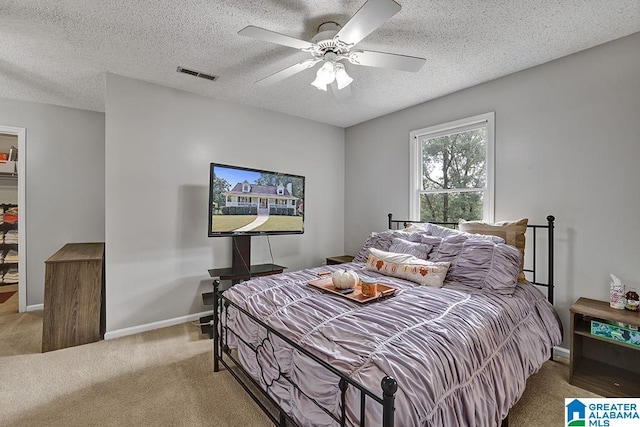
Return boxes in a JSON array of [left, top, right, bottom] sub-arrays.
[[307, 277, 396, 303]]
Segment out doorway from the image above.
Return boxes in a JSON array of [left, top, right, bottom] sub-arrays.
[[0, 126, 25, 315]]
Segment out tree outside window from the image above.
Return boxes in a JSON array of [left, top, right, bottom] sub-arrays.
[[410, 113, 494, 223]]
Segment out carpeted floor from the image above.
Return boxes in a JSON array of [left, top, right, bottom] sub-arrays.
[[0, 311, 598, 426]]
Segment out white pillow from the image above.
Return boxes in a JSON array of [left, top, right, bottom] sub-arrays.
[[365, 248, 450, 288]]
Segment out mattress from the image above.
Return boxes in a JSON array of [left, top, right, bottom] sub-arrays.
[[221, 262, 562, 426]]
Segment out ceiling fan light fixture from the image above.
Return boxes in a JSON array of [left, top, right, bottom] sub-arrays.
[[240, 0, 427, 94], [311, 61, 336, 91], [334, 63, 353, 90], [310, 73, 328, 91]]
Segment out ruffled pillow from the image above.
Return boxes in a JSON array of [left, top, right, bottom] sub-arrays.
[[353, 230, 425, 263], [458, 218, 528, 282], [365, 248, 450, 287], [404, 222, 506, 244], [431, 237, 522, 295], [388, 237, 432, 260]]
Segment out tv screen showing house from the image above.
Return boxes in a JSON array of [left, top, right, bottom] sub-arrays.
[[208, 163, 305, 236]]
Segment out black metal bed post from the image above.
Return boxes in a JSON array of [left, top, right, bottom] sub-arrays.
[[213, 279, 220, 372], [546, 216, 555, 362], [531, 228, 537, 284], [339, 378, 348, 426], [546, 216, 555, 305], [388, 213, 393, 230], [381, 376, 397, 427]]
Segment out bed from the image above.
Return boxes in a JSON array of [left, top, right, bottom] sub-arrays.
[[212, 214, 562, 426]]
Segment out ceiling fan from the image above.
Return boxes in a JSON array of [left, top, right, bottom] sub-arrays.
[[238, 0, 426, 93]]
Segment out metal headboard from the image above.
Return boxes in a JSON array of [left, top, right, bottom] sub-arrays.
[[387, 213, 556, 305]]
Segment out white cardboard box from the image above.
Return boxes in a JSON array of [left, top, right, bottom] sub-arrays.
[[0, 161, 16, 174]]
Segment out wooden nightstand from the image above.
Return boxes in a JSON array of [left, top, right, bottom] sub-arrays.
[[326, 255, 354, 265], [569, 297, 640, 397]]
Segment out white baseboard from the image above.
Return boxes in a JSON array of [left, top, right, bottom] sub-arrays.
[[553, 346, 570, 359], [25, 304, 574, 360], [26, 303, 43, 312], [104, 310, 213, 340]]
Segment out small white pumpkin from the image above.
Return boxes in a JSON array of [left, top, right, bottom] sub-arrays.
[[331, 269, 359, 289]]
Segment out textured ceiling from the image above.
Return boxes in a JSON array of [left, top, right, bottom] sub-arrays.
[[1, 0, 639, 127]]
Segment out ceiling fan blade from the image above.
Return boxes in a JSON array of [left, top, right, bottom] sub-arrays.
[[348, 50, 425, 72], [336, 0, 401, 46], [238, 25, 313, 50], [255, 59, 320, 86]]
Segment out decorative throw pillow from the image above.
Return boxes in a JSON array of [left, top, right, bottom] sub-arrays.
[[458, 218, 528, 282], [426, 222, 506, 244], [365, 248, 450, 287], [426, 234, 467, 262], [353, 230, 424, 263], [400, 222, 506, 246], [388, 237, 432, 260], [441, 238, 522, 294]]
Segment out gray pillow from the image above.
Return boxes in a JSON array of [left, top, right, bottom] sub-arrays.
[[426, 234, 466, 262], [353, 230, 424, 263], [419, 235, 444, 257], [388, 237, 432, 260], [432, 237, 521, 294], [426, 223, 505, 244]]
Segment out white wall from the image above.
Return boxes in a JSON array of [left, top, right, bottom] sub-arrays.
[[105, 74, 344, 333], [344, 32, 640, 348], [0, 97, 105, 306]]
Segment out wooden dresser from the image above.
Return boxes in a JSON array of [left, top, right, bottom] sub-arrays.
[[42, 242, 105, 352]]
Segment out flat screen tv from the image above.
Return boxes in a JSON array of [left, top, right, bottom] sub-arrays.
[[208, 163, 305, 237]]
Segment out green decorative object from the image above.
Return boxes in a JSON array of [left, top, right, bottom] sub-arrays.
[[591, 319, 640, 348]]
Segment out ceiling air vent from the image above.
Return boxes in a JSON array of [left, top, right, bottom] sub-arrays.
[[176, 66, 218, 81]]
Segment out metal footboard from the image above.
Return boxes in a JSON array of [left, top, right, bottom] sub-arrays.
[[213, 279, 398, 426]]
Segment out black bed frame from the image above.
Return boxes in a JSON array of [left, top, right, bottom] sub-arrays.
[[388, 214, 557, 305], [212, 214, 556, 427]]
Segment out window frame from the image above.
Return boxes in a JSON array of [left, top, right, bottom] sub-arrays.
[[409, 112, 495, 223]]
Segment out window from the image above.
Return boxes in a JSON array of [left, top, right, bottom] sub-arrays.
[[410, 112, 494, 223]]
